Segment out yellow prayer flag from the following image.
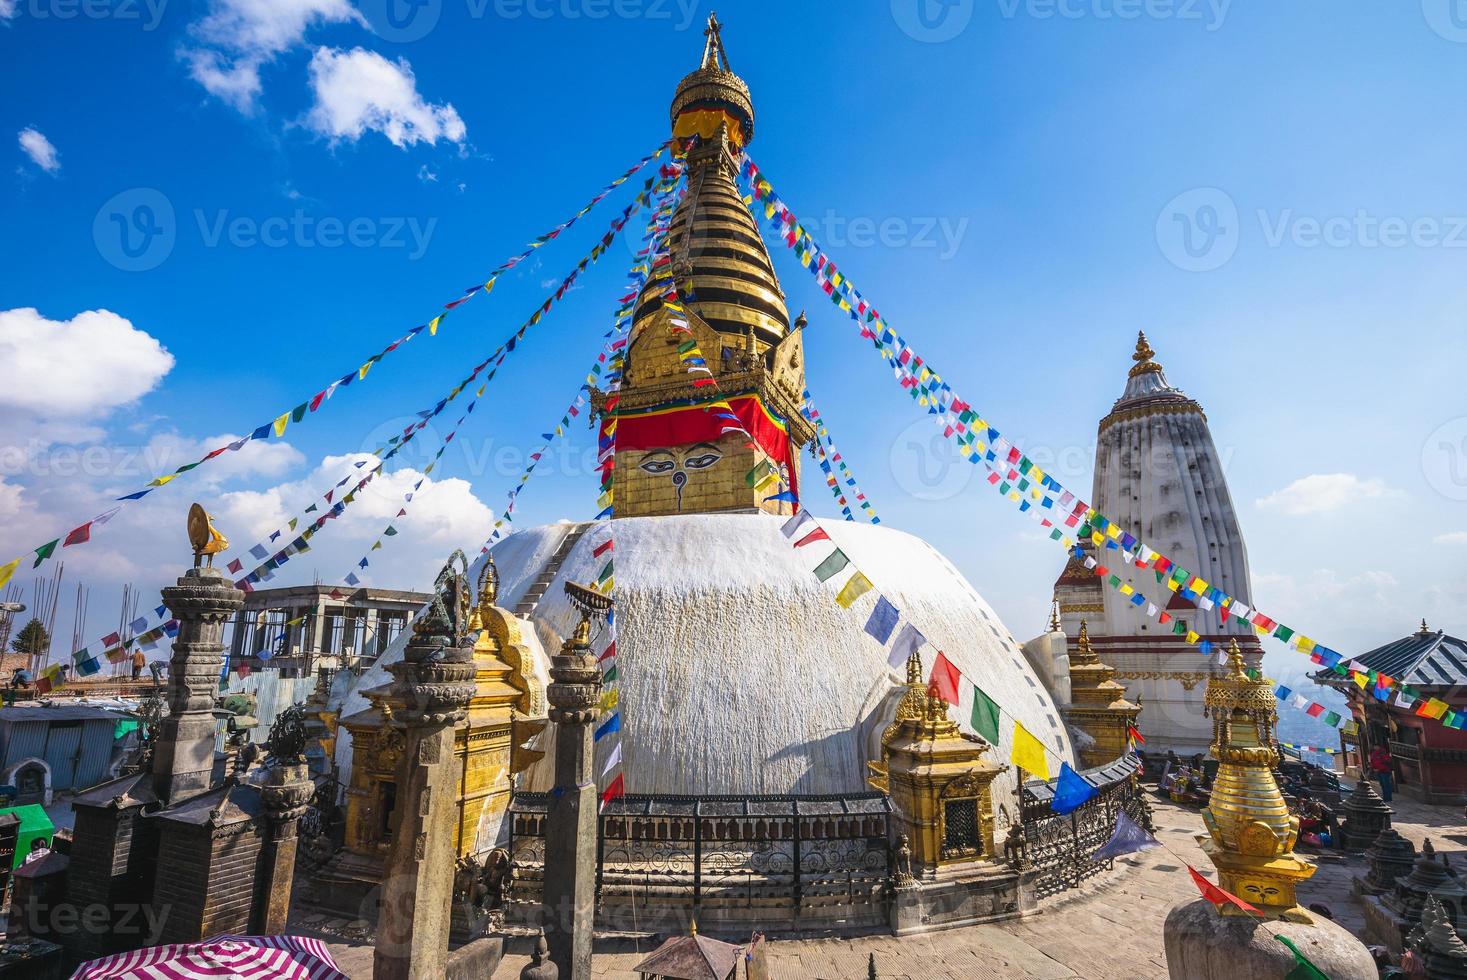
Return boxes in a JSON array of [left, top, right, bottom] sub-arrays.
[[482, 276, 497, 294], [0, 557, 21, 591], [1353, 673, 1369, 689], [1185, 630, 1200, 644], [149, 474, 177, 488], [1119, 584, 1134, 596], [598, 688, 619, 712], [1010, 721, 1050, 780], [273, 413, 289, 437], [598, 575, 615, 594], [429, 314, 444, 336], [1297, 637, 1315, 654], [1425, 698, 1448, 719], [835, 572, 873, 609]]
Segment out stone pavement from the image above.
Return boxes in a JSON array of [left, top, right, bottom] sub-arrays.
[[301, 786, 1467, 979]]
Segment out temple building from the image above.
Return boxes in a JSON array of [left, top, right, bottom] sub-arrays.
[[1063, 621, 1141, 770], [310, 559, 542, 917], [1315, 621, 1467, 804], [227, 583, 427, 677], [1051, 333, 1261, 756]]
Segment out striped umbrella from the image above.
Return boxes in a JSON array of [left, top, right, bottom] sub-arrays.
[[73, 935, 348, 980]]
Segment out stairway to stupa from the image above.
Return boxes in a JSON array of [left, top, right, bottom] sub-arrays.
[[513, 522, 591, 616]]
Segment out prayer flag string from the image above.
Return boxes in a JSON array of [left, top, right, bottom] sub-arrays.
[[800, 388, 878, 524]]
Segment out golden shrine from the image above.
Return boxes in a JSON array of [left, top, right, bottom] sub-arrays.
[[1063, 620, 1141, 769], [1198, 639, 1316, 921], [313, 559, 542, 914], [591, 14, 814, 518]]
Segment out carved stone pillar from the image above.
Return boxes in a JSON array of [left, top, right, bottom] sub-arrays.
[[373, 555, 477, 980], [154, 565, 244, 805], [256, 761, 313, 934], [542, 607, 602, 980]]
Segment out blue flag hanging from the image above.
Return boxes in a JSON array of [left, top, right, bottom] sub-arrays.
[[1051, 762, 1098, 815], [864, 596, 900, 646], [1092, 811, 1161, 862]]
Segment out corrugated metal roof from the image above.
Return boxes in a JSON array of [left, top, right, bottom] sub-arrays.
[[1357, 629, 1467, 688], [0, 705, 133, 724]]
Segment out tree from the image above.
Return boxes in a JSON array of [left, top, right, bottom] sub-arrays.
[[10, 619, 49, 658]]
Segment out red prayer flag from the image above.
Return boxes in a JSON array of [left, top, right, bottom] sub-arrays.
[[794, 528, 831, 548], [597, 641, 617, 663], [1188, 865, 1259, 914], [64, 522, 92, 546], [593, 539, 614, 557], [929, 651, 962, 705], [1127, 724, 1146, 745], [600, 773, 625, 810], [1305, 703, 1325, 718]]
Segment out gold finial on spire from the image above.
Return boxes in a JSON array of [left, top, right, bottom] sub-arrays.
[[905, 646, 924, 687], [1129, 330, 1163, 378], [1049, 599, 1062, 633], [1419, 618, 1432, 635], [701, 12, 728, 71], [1225, 637, 1248, 678]]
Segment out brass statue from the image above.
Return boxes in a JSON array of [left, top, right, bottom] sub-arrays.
[[187, 503, 229, 567]]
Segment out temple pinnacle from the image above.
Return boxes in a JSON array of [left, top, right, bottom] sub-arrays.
[[1129, 331, 1162, 378]]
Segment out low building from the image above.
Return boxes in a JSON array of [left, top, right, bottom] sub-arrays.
[[0, 703, 135, 804], [1316, 621, 1467, 805], [226, 584, 429, 678]]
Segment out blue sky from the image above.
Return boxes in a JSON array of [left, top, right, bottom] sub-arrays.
[[2, 0, 1466, 707]]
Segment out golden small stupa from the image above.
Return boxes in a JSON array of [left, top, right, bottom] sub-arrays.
[[1198, 639, 1316, 921]]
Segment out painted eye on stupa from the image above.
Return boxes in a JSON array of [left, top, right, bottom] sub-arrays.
[[639, 453, 676, 474], [684, 451, 722, 470]]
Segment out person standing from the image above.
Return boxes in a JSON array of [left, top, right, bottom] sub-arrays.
[[130, 648, 146, 681], [1368, 743, 1394, 802]]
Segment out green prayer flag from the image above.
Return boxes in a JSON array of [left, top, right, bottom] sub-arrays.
[[33, 539, 58, 568], [1323, 711, 1341, 727], [970, 685, 1001, 745], [812, 549, 850, 582], [1274, 625, 1295, 644], [384, 526, 398, 537], [597, 560, 614, 583], [1274, 936, 1329, 980], [603, 664, 618, 684]]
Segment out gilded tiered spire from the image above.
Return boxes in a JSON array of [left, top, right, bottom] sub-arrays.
[[1063, 621, 1140, 768], [1129, 331, 1162, 378], [1198, 639, 1316, 921]]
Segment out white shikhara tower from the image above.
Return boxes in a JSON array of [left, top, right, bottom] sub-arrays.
[[1052, 333, 1262, 756]]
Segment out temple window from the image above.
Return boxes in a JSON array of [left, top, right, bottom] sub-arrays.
[[941, 798, 980, 860]]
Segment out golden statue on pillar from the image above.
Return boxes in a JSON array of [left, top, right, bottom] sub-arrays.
[[186, 502, 229, 567], [1198, 639, 1316, 921]]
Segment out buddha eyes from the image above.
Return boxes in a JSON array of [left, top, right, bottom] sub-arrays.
[[684, 452, 721, 470], [639, 450, 721, 474], [640, 458, 675, 474]]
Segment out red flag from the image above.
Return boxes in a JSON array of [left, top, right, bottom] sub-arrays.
[[1127, 725, 1146, 745], [1188, 866, 1259, 914], [64, 522, 92, 546], [599, 773, 625, 810], [597, 641, 617, 663], [929, 651, 962, 705], [236, 663, 252, 677], [593, 539, 614, 557], [794, 528, 831, 548], [1305, 703, 1325, 718]]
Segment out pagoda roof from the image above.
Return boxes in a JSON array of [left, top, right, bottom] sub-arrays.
[[1356, 626, 1467, 688], [632, 933, 741, 980]]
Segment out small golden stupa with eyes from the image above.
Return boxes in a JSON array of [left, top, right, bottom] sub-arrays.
[[1198, 640, 1316, 922]]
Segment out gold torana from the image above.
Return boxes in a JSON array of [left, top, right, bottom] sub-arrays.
[[1198, 640, 1315, 921]]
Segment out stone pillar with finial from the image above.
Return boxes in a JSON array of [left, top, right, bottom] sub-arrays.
[[1163, 640, 1375, 979], [373, 552, 478, 980], [520, 929, 559, 980], [541, 581, 608, 980], [254, 704, 315, 935], [153, 504, 244, 805]]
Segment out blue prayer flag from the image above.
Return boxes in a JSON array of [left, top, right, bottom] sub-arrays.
[[595, 714, 621, 741], [1092, 811, 1161, 862], [864, 596, 900, 646], [1051, 763, 1098, 815], [250, 544, 269, 560]]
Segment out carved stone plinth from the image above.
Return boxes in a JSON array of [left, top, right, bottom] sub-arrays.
[[1355, 827, 1416, 898], [256, 761, 313, 934], [1164, 899, 1375, 979], [1339, 778, 1393, 853], [154, 565, 244, 805], [373, 556, 477, 980], [542, 616, 601, 980]]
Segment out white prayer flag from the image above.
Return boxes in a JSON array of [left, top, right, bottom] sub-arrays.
[[601, 742, 622, 778]]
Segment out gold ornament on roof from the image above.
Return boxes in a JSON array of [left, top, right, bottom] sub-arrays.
[[187, 503, 229, 567], [1128, 331, 1163, 378]]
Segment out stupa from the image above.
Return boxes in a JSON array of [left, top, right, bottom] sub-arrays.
[[327, 14, 1080, 936], [1051, 333, 1263, 756]]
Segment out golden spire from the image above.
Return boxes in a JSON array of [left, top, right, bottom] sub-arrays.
[[1129, 331, 1163, 378], [1072, 620, 1096, 665], [1419, 618, 1432, 635], [1048, 599, 1062, 633], [1198, 639, 1315, 921], [700, 12, 729, 72]]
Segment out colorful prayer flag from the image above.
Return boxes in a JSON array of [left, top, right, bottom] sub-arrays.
[[1010, 721, 1050, 780], [835, 571, 873, 609], [812, 549, 850, 582], [970, 684, 1001, 744], [1051, 763, 1098, 815], [864, 596, 899, 646]]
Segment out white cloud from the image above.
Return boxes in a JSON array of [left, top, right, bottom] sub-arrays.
[[138, 431, 305, 487], [17, 128, 59, 173], [1434, 531, 1467, 546], [306, 47, 466, 148], [183, 0, 362, 112], [417, 164, 438, 183], [0, 0, 15, 21], [1255, 472, 1403, 516], [0, 308, 174, 418]]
